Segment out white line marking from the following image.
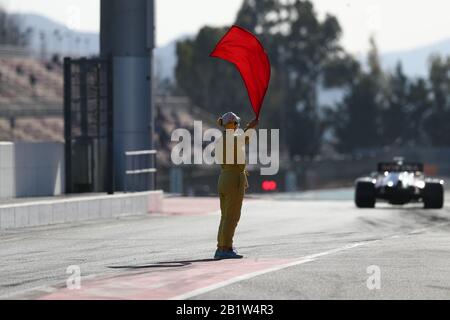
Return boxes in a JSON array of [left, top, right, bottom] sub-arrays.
[[169, 240, 380, 300], [0, 273, 98, 300], [171, 222, 450, 300], [0, 191, 161, 209], [4, 223, 449, 300]]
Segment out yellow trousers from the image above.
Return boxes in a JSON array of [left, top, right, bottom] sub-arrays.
[[217, 169, 248, 249]]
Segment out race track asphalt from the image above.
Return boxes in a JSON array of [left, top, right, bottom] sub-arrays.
[[1, 189, 450, 300]]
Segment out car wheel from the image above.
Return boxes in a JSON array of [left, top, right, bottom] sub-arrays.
[[355, 181, 376, 208], [423, 182, 444, 209]]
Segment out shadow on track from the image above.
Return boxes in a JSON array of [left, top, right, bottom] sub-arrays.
[[356, 205, 450, 233], [380, 206, 450, 222], [107, 258, 218, 269]]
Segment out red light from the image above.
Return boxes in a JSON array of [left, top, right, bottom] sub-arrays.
[[262, 180, 277, 191]]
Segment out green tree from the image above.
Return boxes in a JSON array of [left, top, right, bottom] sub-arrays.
[[380, 63, 409, 146], [423, 55, 450, 146], [322, 53, 361, 88], [176, 0, 346, 157], [236, 0, 344, 157], [0, 7, 29, 46], [331, 74, 381, 153], [327, 38, 384, 153], [175, 26, 251, 120], [406, 78, 432, 145]]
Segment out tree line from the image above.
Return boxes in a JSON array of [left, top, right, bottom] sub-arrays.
[[0, 6, 29, 47], [176, 1, 450, 158]]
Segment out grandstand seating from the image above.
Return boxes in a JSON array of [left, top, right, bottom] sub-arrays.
[[1, 55, 215, 167], [0, 54, 64, 142], [0, 57, 62, 102]]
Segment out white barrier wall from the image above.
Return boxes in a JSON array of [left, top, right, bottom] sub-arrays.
[[0, 191, 164, 230], [0, 142, 64, 199], [0, 142, 14, 199]]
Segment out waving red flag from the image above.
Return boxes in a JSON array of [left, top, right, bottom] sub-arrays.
[[210, 25, 271, 119]]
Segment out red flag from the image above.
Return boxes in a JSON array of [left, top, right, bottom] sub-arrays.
[[210, 25, 271, 119]]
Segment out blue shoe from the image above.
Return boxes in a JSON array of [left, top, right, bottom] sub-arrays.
[[228, 248, 244, 259], [214, 248, 243, 260], [214, 249, 224, 259]]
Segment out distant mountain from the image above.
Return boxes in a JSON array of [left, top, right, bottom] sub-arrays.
[[154, 41, 176, 80], [381, 38, 450, 77], [154, 35, 192, 81], [12, 13, 99, 57], [155, 36, 450, 82], [11, 13, 187, 81], [10, 13, 450, 80]]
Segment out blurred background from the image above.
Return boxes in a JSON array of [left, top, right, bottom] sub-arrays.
[[1, 0, 450, 197]]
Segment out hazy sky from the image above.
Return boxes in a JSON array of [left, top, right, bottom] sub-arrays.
[[1, 0, 450, 54]]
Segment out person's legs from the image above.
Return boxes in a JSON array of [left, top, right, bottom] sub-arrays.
[[227, 181, 245, 248], [216, 172, 245, 251], [217, 191, 229, 249], [217, 192, 235, 249], [215, 194, 244, 259]]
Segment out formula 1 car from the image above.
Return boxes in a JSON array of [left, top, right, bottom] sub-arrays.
[[355, 158, 444, 209]]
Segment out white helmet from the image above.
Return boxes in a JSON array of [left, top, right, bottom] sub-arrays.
[[218, 112, 241, 127]]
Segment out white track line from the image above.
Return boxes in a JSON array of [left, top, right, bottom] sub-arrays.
[[170, 240, 379, 300], [3, 222, 449, 300], [171, 221, 450, 300]]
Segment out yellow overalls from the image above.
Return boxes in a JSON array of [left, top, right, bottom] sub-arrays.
[[216, 131, 250, 250]]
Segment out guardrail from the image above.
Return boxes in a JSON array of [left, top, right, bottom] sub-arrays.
[[124, 149, 157, 192], [0, 45, 30, 58], [0, 102, 63, 118]]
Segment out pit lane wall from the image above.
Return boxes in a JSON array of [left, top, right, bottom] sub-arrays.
[[0, 141, 164, 230], [0, 142, 64, 199], [0, 191, 163, 230]]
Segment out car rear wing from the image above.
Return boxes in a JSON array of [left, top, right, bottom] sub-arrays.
[[377, 162, 424, 173]]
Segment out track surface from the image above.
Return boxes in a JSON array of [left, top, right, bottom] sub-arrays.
[[1, 190, 450, 299]]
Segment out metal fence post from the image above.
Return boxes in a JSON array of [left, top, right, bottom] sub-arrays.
[[64, 57, 72, 194], [124, 150, 157, 193], [107, 56, 114, 194]]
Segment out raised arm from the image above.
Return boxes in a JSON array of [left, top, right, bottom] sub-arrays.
[[243, 118, 259, 144], [244, 118, 259, 132]]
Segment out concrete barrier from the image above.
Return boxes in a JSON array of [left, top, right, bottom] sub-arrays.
[[0, 142, 64, 199], [0, 191, 163, 230]]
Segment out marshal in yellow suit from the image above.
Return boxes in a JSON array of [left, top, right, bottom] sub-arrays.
[[214, 112, 258, 259]]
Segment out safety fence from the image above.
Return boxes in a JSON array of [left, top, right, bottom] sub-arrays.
[[124, 150, 157, 193]]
